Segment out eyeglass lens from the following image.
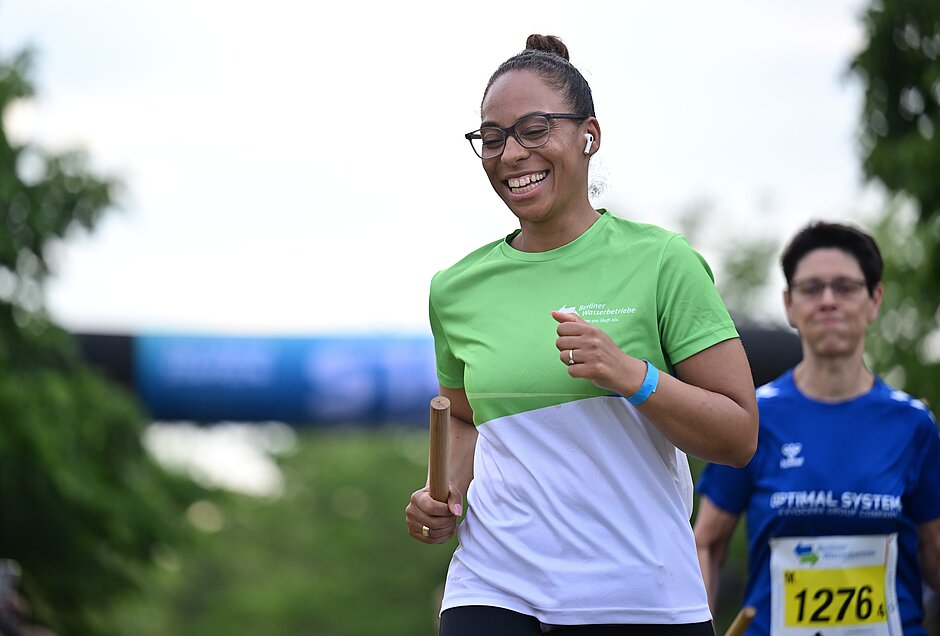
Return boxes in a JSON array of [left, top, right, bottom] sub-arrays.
[[792, 278, 867, 298], [472, 115, 552, 159]]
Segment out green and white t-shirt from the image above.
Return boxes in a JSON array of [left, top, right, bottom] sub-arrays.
[[430, 210, 738, 625]]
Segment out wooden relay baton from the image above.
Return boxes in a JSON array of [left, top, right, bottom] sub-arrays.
[[428, 396, 451, 503], [723, 606, 756, 636]]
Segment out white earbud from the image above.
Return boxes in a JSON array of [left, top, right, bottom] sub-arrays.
[[583, 133, 594, 155]]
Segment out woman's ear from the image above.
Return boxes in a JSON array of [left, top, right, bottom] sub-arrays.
[[783, 288, 797, 329], [867, 282, 884, 323], [583, 118, 600, 157]]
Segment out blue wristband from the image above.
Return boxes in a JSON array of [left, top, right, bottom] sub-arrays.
[[626, 360, 659, 406]]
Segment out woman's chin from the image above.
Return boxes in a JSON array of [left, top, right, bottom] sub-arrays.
[[503, 198, 552, 223]]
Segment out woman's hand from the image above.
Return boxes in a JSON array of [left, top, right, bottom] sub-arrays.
[[405, 484, 463, 544], [552, 310, 758, 466], [552, 310, 646, 395], [405, 385, 476, 544]]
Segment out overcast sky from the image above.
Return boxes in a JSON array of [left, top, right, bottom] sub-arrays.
[[0, 0, 878, 335]]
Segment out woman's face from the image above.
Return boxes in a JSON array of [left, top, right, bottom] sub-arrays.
[[784, 247, 883, 360], [479, 70, 597, 225]]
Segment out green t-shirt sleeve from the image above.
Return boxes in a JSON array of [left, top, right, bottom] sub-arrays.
[[656, 235, 739, 366], [429, 275, 465, 388]]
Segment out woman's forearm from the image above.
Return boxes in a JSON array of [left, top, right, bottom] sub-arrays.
[[919, 519, 940, 594], [616, 340, 758, 466], [637, 368, 757, 466], [693, 498, 740, 617]]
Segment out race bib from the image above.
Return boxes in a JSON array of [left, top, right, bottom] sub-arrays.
[[769, 535, 900, 636]]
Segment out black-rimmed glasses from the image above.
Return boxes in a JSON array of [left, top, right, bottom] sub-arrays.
[[465, 113, 587, 160]]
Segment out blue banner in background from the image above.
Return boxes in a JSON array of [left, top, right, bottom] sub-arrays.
[[135, 334, 439, 425]]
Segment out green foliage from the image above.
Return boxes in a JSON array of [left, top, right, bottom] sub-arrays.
[[866, 200, 940, 407], [851, 1, 940, 406], [0, 326, 200, 635], [95, 432, 749, 636], [112, 429, 454, 636], [1, 50, 116, 313], [717, 237, 780, 322], [851, 0, 940, 220], [0, 46, 200, 634]]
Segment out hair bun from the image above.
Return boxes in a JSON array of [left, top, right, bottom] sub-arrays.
[[525, 34, 569, 61]]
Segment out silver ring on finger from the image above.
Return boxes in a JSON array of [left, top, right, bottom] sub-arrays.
[[421, 525, 430, 537], [568, 349, 575, 366]]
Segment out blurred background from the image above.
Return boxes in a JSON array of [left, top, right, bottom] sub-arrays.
[[1, 0, 939, 634]]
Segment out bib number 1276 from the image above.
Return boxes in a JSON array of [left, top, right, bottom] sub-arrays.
[[785, 566, 886, 627]]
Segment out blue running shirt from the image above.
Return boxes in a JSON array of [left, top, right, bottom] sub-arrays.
[[698, 370, 940, 636]]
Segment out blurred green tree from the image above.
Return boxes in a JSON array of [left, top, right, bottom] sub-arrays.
[[866, 199, 940, 407], [716, 236, 780, 323], [853, 0, 940, 221], [1, 47, 198, 635], [851, 0, 940, 407]]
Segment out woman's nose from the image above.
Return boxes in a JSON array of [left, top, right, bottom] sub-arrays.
[[501, 135, 528, 163]]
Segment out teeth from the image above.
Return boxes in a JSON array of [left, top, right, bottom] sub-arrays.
[[507, 171, 546, 190]]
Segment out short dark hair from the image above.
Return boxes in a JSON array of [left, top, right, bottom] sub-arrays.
[[781, 221, 883, 294], [482, 34, 595, 117]]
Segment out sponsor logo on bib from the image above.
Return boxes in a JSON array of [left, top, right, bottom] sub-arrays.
[[794, 542, 819, 565]]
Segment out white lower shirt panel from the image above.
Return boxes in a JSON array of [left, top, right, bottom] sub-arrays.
[[441, 395, 710, 625]]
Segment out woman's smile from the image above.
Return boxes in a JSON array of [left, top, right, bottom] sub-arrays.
[[506, 171, 548, 196]]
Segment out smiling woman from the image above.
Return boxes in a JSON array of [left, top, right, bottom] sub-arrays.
[[404, 34, 759, 635]]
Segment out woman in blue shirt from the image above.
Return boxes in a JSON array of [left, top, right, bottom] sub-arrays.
[[695, 222, 940, 636]]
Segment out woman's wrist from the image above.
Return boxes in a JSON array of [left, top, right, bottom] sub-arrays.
[[612, 356, 650, 398], [625, 360, 659, 406]]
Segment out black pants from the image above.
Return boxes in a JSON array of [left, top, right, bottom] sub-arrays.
[[440, 606, 715, 636]]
